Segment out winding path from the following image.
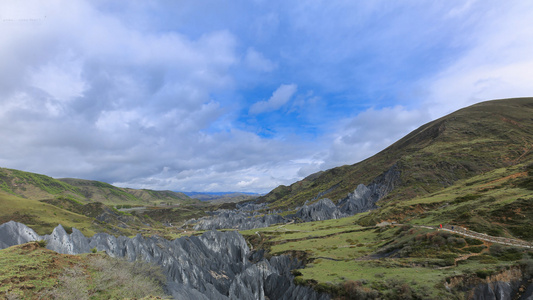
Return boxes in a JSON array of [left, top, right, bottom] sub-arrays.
[[431, 225, 532, 249]]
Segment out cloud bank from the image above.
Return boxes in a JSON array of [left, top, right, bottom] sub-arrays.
[[0, 1, 532, 193]]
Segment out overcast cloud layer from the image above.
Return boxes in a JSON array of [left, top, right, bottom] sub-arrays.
[[1, 1, 533, 193]]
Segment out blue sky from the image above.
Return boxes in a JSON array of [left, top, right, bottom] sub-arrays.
[[1, 1, 533, 193]]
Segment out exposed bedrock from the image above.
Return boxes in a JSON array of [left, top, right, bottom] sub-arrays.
[[192, 210, 287, 231], [337, 164, 400, 215], [0, 221, 329, 300], [192, 164, 401, 231], [447, 267, 533, 300]]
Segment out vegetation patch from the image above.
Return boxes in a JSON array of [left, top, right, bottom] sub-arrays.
[[0, 242, 167, 299]]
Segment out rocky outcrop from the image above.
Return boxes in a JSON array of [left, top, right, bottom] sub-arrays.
[[192, 164, 401, 230], [193, 210, 287, 231], [0, 221, 329, 300], [337, 164, 400, 215], [446, 266, 533, 300], [0, 221, 41, 249], [289, 198, 344, 222]]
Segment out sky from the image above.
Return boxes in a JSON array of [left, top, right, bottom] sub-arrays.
[[1, 1, 533, 193]]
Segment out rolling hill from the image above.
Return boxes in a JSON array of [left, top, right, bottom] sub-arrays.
[[257, 97, 533, 210], [1, 97, 533, 299], [0, 168, 193, 206]]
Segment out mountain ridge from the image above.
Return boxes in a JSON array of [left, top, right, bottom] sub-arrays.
[[256, 97, 533, 210], [0, 168, 194, 206]]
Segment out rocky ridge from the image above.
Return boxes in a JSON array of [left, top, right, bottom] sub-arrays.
[[190, 165, 400, 231], [0, 221, 329, 300]]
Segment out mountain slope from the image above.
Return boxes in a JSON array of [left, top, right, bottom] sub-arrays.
[[0, 168, 194, 206], [0, 191, 97, 236], [58, 177, 192, 205], [258, 97, 533, 210]]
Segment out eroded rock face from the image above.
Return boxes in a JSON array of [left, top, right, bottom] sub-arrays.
[[0, 221, 329, 300], [193, 210, 287, 231], [0, 221, 41, 249], [192, 165, 401, 231]]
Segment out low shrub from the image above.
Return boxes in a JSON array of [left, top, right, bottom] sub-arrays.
[[489, 245, 523, 261], [43, 255, 166, 299], [475, 269, 494, 279], [454, 194, 482, 203], [466, 254, 498, 264], [465, 237, 484, 246], [465, 245, 487, 253], [341, 280, 379, 300]]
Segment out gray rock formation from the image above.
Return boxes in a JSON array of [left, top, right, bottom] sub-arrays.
[[0, 221, 41, 249], [193, 210, 287, 231], [0, 221, 329, 300], [472, 281, 518, 300], [290, 198, 344, 222], [337, 164, 400, 215], [192, 164, 401, 230]]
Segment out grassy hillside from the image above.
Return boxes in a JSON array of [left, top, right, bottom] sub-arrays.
[[0, 168, 195, 206], [241, 163, 533, 298], [0, 191, 97, 236], [240, 98, 533, 298], [0, 242, 166, 299], [59, 177, 193, 205], [0, 168, 82, 200], [257, 98, 533, 210], [359, 162, 533, 238]]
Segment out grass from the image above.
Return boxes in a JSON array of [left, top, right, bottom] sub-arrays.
[[0, 242, 82, 298], [0, 191, 96, 236], [257, 98, 533, 211], [0, 167, 198, 208], [369, 163, 533, 240], [0, 168, 83, 200], [0, 242, 167, 299], [241, 181, 533, 299]]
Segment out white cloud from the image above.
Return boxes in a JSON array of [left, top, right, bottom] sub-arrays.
[[245, 48, 277, 72], [0, 0, 247, 188], [28, 55, 87, 103], [249, 84, 297, 114], [2, 1, 533, 195], [425, 1, 533, 118], [321, 106, 429, 170]]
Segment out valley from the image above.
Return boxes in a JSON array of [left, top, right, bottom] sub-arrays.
[[1, 98, 533, 299]]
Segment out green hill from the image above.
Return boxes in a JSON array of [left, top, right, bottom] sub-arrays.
[[2, 98, 533, 299], [0, 168, 194, 206], [58, 177, 193, 205], [239, 98, 533, 298], [0, 168, 202, 236], [257, 97, 533, 210]]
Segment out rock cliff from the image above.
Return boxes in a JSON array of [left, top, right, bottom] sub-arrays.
[[0, 221, 329, 300], [445, 266, 533, 300]]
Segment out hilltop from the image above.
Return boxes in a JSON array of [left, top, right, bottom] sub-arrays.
[[0, 168, 193, 206], [0, 168, 207, 236], [1, 97, 533, 299], [257, 97, 533, 210]]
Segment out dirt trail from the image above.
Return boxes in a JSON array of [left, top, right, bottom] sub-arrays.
[[412, 224, 533, 249]]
